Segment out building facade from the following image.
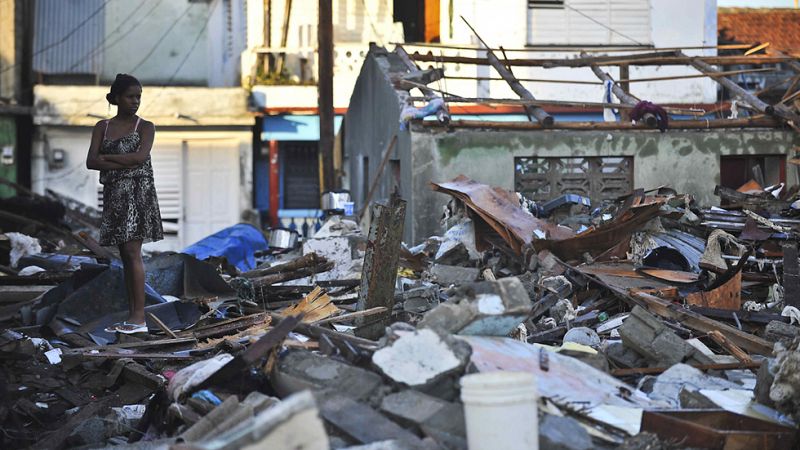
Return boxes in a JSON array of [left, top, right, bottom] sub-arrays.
[[29, 0, 255, 251]]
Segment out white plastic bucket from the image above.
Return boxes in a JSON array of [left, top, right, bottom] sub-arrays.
[[460, 371, 538, 450]]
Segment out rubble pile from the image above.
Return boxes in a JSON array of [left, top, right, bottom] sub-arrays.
[[1, 176, 800, 449]]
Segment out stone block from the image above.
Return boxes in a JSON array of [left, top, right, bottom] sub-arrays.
[[619, 306, 714, 367], [539, 413, 593, 450], [380, 390, 466, 438], [272, 349, 383, 401], [431, 264, 480, 286], [418, 277, 532, 336]]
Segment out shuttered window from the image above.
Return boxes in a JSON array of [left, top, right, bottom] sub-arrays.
[[96, 143, 183, 232], [527, 0, 652, 46]]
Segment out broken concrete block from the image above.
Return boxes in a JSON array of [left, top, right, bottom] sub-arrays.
[[202, 390, 329, 450], [605, 341, 647, 369], [318, 394, 425, 447], [380, 389, 466, 440], [769, 337, 800, 421], [372, 328, 470, 389], [619, 306, 714, 367], [764, 320, 800, 342], [649, 363, 741, 408], [418, 277, 532, 336], [431, 264, 480, 286], [398, 284, 440, 314], [340, 440, 427, 450], [563, 327, 600, 348], [538, 413, 593, 450], [754, 359, 776, 408], [272, 349, 383, 402]]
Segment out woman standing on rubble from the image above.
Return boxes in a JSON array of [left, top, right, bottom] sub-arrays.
[[85, 73, 163, 334]]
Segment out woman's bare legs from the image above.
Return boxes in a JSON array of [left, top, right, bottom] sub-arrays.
[[119, 240, 145, 324]]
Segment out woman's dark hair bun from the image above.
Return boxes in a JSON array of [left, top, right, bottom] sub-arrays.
[[107, 73, 141, 106]]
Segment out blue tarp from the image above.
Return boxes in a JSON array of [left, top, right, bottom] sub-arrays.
[[182, 223, 268, 272]]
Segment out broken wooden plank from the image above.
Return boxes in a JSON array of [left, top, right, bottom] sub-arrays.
[[461, 17, 553, 125], [631, 291, 774, 355], [148, 312, 179, 339], [312, 307, 388, 326], [281, 286, 340, 323], [241, 252, 326, 279], [177, 313, 270, 340], [188, 313, 303, 393], [356, 196, 406, 338], [682, 50, 800, 125], [63, 337, 197, 353]]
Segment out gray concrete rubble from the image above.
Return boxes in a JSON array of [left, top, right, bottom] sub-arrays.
[[769, 337, 800, 421], [538, 414, 593, 450], [619, 306, 715, 367], [646, 363, 742, 408], [272, 349, 384, 401], [418, 277, 532, 336], [372, 328, 471, 389], [6, 158, 800, 449]]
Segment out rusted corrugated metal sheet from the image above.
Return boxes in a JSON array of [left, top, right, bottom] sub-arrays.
[[33, 0, 105, 75]]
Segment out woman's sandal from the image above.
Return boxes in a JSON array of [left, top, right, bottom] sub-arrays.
[[104, 321, 148, 334]]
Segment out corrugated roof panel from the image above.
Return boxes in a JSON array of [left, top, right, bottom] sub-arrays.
[[33, 0, 105, 75]]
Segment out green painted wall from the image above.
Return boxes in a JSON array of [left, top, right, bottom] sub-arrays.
[[0, 116, 16, 198]]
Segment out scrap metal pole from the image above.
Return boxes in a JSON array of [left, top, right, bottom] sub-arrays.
[[318, 0, 335, 190], [461, 17, 553, 126]]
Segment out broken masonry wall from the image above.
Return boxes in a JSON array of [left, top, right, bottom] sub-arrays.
[[344, 49, 414, 240], [408, 126, 800, 243]]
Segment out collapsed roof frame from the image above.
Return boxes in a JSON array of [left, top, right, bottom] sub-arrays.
[[394, 39, 800, 132]]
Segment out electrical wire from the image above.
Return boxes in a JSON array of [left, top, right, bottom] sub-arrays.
[[140, 0, 221, 114], [358, 0, 384, 46], [67, 0, 166, 72], [128, 1, 196, 74], [0, 0, 109, 74], [562, 3, 646, 47]]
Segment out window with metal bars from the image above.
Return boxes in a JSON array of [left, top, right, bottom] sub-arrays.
[[514, 156, 633, 203]]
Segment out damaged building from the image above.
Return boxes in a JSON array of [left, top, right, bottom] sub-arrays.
[[3, 1, 800, 450]]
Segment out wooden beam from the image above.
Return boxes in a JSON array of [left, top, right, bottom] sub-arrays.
[[392, 42, 756, 53], [419, 116, 783, 131], [681, 51, 800, 125], [681, 51, 774, 115], [442, 67, 775, 86], [631, 291, 773, 355], [583, 52, 655, 127], [460, 17, 553, 126], [407, 94, 701, 114], [410, 53, 794, 68]]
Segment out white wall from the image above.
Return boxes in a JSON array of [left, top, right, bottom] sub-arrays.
[[416, 0, 718, 104], [32, 127, 253, 252], [103, 0, 247, 87]]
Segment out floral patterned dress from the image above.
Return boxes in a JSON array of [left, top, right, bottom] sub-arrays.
[[98, 118, 164, 246]]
